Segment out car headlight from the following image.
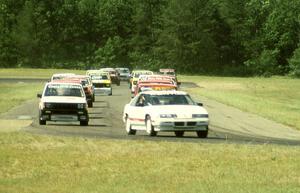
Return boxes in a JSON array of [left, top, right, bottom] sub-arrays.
[[45, 103, 52, 108], [77, 103, 86, 109], [160, 114, 177, 118], [192, 114, 209, 118]]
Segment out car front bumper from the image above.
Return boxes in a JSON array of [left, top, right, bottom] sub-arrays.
[[94, 88, 112, 95], [40, 109, 89, 122], [152, 118, 209, 131]]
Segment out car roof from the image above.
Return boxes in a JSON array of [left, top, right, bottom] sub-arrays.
[[46, 82, 83, 87], [159, 69, 175, 72], [52, 73, 76, 76], [132, 70, 153, 73], [52, 79, 82, 83], [141, 90, 187, 95]]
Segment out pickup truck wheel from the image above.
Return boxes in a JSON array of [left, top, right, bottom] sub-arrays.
[[175, 131, 184, 137], [88, 100, 93, 108], [196, 129, 208, 138], [125, 116, 136, 135], [80, 121, 88, 126], [39, 119, 46, 125], [146, 116, 157, 136]]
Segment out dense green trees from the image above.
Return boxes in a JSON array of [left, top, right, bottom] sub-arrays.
[[0, 0, 299, 76]]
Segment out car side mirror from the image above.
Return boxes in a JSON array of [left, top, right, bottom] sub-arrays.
[[196, 102, 203, 106], [37, 94, 42, 98]]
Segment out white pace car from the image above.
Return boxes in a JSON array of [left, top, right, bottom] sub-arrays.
[[123, 90, 209, 138]]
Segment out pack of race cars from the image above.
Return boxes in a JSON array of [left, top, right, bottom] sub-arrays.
[[37, 68, 209, 138]]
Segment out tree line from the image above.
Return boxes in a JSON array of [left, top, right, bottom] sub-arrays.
[[0, 0, 300, 76]]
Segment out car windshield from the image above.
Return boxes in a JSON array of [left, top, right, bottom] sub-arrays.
[[166, 72, 175, 75], [134, 72, 152, 78], [119, 69, 129, 73], [45, 84, 83, 97], [144, 94, 195, 105], [91, 75, 108, 80]]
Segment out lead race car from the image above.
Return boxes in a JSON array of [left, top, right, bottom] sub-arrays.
[[37, 82, 89, 126], [123, 90, 209, 138]]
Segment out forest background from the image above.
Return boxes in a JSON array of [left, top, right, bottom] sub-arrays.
[[1, 0, 300, 77]]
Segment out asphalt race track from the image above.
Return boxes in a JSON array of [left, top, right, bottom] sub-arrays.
[[1, 79, 300, 146]]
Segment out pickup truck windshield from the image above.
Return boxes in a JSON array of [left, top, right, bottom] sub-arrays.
[[45, 84, 84, 97]]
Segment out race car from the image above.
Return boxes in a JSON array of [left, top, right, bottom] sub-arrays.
[[90, 72, 112, 96], [100, 68, 120, 86], [123, 90, 209, 138], [53, 76, 94, 107], [37, 82, 89, 126], [129, 70, 153, 92], [116, 67, 130, 81], [133, 82, 177, 96], [159, 69, 180, 85], [50, 73, 76, 81]]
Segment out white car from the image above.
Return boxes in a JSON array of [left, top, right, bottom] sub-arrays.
[[37, 82, 89, 126], [123, 90, 209, 137], [116, 67, 130, 81]]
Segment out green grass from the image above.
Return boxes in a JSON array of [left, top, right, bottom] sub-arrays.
[[0, 82, 44, 114], [0, 68, 85, 79], [0, 132, 299, 193], [179, 75, 300, 130]]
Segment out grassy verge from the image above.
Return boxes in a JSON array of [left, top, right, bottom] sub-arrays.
[[0, 132, 299, 193], [179, 75, 300, 130], [0, 68, 85, 79], [0, 82, 44, 114]]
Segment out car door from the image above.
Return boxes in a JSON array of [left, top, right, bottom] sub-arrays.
[[128, 94, 147, 128]]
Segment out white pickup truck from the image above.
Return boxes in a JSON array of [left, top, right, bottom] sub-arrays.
[[37, 82, 89, 126]]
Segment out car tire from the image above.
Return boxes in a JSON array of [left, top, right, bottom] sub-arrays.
[[175, 131, 184, 137], [146, 116, 157, 136], [117, 81, 120, 86], [80, 121, 88, 126], [92, 94, 95, 102], [39, 119, 46, 125], [196, 129, 208, 138], [125, 116, 136, 135], [108, 91, 112, 96], [88, 101, 93, 108]]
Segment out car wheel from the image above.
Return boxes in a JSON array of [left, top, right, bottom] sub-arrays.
[[117, 81, 120, 86], [39, 119, 46, 125], [175, 131, 184, 137], [196, 129, 208, 138], [125, 116, 136, 135], [88, 101, 93, 108], [146, 116, 157, 136], [108, 91, 112, 96], [80, 121, 88, 126], [92, 94, 95, 102]]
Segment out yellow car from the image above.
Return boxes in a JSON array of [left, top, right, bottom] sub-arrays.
[[129, 70, 153, 93], [88, 71, 112, 96]]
